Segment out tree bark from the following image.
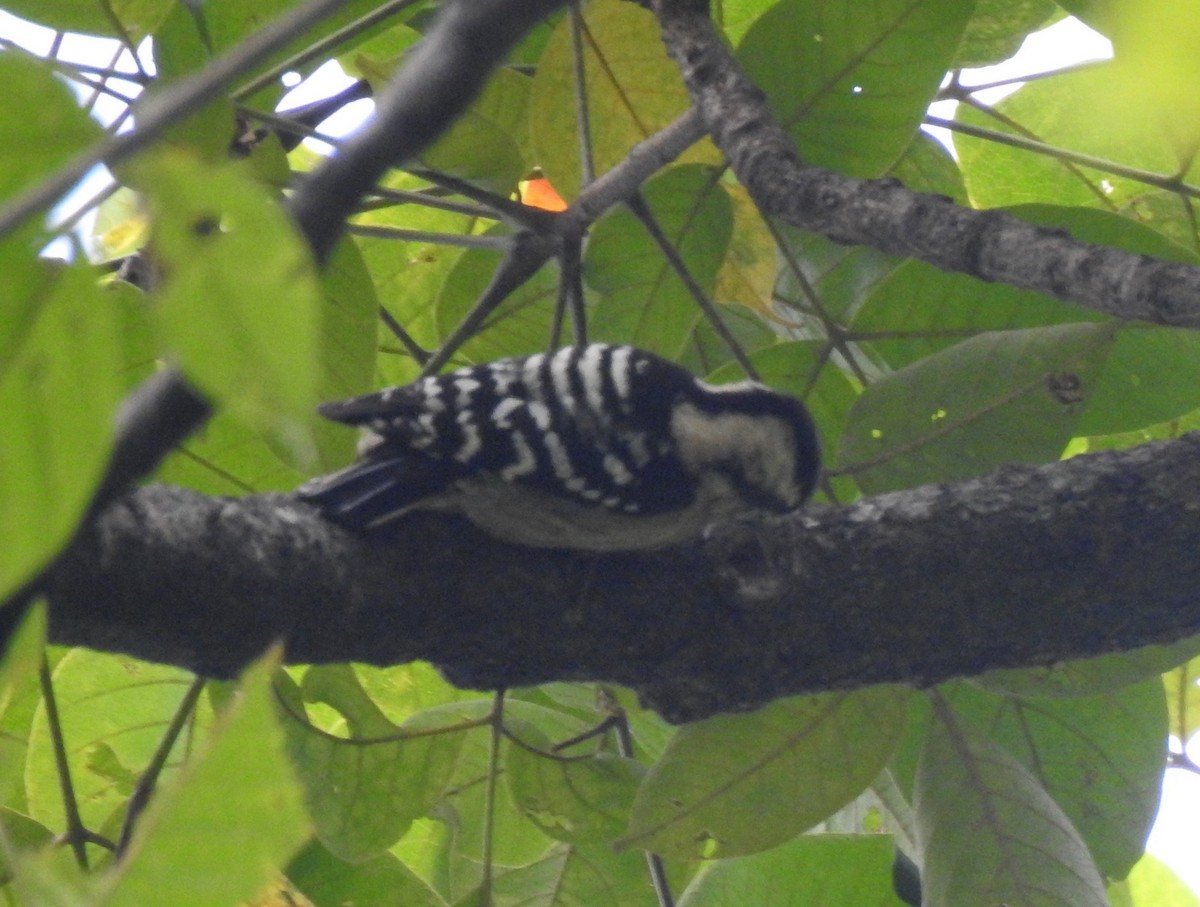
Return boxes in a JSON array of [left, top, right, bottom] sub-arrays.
[[43, 433, 1200, 722]]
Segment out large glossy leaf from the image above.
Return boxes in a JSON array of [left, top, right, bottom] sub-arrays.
[[310, 237, 379, 469], [915, 702, 1109, 907], [940, 682, 1167, 879], [586, 164, 733, 360], [852, 205, 1200, 439], [25, 651, 203, 834], [955, 65, 1196, 229], [103, 653, 309, 907], [506, 721, 644, 845], [738, 0, 976, 177], [0, 261, 123, 600], [530, 0, 718, 199], [839, 323, 1114, 493], [278, 666, 468, 862], [0, 606, 45, 805], [980, 635, 1200, 699], [619, 686, 910, 859], [434, 227, 560, 364], [678, 834, 906, 907], [489, 841, 662, 907], [952, 0, 1057, 68], [287, 840, 445, 907], [1164, 655, 1200, 746], [0, 55, 101, 205], [0, 0, 172, 38], [134, 150, 321, 453]]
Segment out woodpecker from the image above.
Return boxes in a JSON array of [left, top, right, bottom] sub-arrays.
[[298, 344, 820, 551]]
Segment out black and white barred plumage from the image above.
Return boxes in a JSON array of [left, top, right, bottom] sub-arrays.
[[298, 344, 820, 550]]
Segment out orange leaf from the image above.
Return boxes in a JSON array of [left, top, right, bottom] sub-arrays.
[[521, 177, 567, 212]]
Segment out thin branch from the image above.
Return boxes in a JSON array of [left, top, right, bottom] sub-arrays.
[[41, 660, 89, 870]]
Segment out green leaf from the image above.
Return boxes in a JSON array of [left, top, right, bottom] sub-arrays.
[[915, 701, 1110, 907], [1106, 1, 1200, 162], [489, 842, 661, 907], [953, 0, 1057, 68], [619, 686, 910, 859], [1, 0, 172, 40], [418, 66, 532, 189], [134, 150, 321, 451], [939, 682, 1166, 879], [839, 323, 1115, 493], [153, 407, 306, 495], [311, 237, 380, 469], [288, 839, 446, 907], [980, 636, 1200, 699], [887, 131, 969, 203], [0, 55, 101, 206], [25, 651, 203, 834], [738, 0, 976, 177], [852, 205, 1200, 439], [102, 652, 310, 907], [586, 164, 733, 360], [0, 260, 123, 599], [956, 66, 1183, 213], [434, 229, 560, 364], [0, 604, 45, 804], [279, 668, 469, 862], [1119, 853, 1200, 907], [530, 0, 716, 200], [677, 834, 906, 907], [506, 722, 644, 845], [1164, 653, 1200, 746], [1077, 326, 1200, 436]]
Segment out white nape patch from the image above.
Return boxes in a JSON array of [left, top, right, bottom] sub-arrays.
[[454, 377, 481, 406], [611, 346, 633, 410], [581, 344, 607, 414], [500, 431, 538, 479], [522, 353, 546, 399], [492, 397, 523, 428], [602, 453, 634, 485], [543, 430, 575, 479], [527, 401, 553, 430], [453, 410, 482, 462], [671, 402, 800, 507], [550, 347, 577, 412]]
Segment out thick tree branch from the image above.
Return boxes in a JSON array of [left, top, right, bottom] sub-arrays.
[[649, 0, 1200, 328], [43, 435, 1200, 722]]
